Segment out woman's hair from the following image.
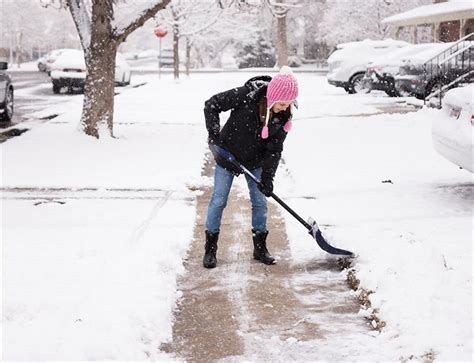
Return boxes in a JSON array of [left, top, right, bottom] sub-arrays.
[[258, 97, 269, 126]]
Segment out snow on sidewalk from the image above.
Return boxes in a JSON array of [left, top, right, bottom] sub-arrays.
[[1, 75, 210, 360]]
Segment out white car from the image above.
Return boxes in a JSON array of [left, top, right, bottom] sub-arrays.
[[50, 50, 131, 94], [327, 39, 410, 94], [432, 84, 473, 172], [37, 48, 76, 74]]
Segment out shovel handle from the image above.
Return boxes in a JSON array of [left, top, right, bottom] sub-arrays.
[[212, 145, 313, 231]]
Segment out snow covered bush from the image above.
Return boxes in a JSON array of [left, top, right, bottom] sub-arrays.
[[235, 33, 276, 69]]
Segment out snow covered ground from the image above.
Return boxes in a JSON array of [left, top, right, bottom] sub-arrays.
[[1, 72, 472, 360]]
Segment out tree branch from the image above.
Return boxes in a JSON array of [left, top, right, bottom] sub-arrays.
[[66, 0, 92, 49], [113, 0, 172, 42]]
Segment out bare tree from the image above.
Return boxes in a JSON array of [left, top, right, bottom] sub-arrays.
[[155, 0, 222, 79], [264, 1, 302, 67], [41, 0, 171, 138]]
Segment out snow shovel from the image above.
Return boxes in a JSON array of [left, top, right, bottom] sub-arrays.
[[211, 145, 354, 257]]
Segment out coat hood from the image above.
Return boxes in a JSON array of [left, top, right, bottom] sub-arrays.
[[244, 75, 272, 102]]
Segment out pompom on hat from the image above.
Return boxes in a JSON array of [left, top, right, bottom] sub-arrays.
[[262, 65, 298, 139]]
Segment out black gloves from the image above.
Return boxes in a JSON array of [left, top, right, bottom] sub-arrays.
[[207, 134, 241, 176], [258, 173, 273, 197]]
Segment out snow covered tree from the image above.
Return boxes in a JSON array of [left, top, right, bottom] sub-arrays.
[[41, 0, 171, 138], [286, 0, 326, 61], [264, 0, 302, 67], [218, 0, 303, 67], [320, 0, 431, 48], [190, 8, 259, 69], [154, 0, 222, 79], [235, 32, 276, 68], [1, 1, 78, 65]]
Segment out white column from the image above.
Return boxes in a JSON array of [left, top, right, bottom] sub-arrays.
[[460, 19, 466, 38], [433, 23, 440, 42]]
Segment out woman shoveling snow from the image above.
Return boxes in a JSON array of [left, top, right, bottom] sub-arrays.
[[203, 66, 298, 268]]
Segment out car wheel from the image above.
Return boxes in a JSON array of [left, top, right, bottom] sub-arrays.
[[385, 88, 399, 97], [348, 73, 369, 94], [52, 82, 61, 94], [0, 87, 14, 122]]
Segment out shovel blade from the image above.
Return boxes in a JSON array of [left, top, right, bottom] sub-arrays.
[[308, 219, 354, 257]]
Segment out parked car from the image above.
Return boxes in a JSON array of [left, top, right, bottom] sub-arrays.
[[394, 42, 472, 99], [362, 43, 442, 97], [0, 57, 14, 122], [37, 48, 75, 74], [37, 55, 47, 72], [432, 84, 473, 172], [50, 50, 132, 93], [327, 39, 410, 94], [115, 53, 132, 85]]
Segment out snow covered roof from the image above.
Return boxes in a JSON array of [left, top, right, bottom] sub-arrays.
[[382, 0, 474, 27]]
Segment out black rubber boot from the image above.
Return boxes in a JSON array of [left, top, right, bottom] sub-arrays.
[[252, 230, 275, 265], [203, 231, 219, 268]]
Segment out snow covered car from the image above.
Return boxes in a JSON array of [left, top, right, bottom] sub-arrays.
[[0, 57, 14, 122], [50, 50, 132, 94], [37, 48, 75, 74], [394, 42, 470, 99], [362, 43, 441, 97], [327, 39, 410, 94], [36, 55, 48, 72], [432, 84, 473, 172]]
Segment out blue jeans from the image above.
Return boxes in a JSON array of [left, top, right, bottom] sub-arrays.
[[206, 164, 267, 234]]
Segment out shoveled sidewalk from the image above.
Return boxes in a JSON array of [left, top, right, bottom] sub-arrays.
[[162, 157, 369, 361]]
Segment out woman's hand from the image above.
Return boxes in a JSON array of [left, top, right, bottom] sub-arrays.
[[258, 173, 273, 197]]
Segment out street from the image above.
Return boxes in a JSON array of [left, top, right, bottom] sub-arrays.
[[0, 68, 153, 141], [2, 70, 78, 129]]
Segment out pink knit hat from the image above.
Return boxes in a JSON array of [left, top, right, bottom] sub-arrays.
[[262, 66, 298, 139]]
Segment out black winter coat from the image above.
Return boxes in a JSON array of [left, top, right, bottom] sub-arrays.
[[204, 76, 291, 179]]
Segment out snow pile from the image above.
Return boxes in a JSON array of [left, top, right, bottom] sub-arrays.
[[280, 75, 472, 360], [442, 83, 474, 108], [3, 196, 194, 360], [2, 75, 209, 360]]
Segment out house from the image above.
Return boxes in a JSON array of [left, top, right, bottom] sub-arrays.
[[382, 0, 474, 43]]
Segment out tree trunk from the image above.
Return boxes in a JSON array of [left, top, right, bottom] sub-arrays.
[[185, 37, 191, 76], [276, 15, 288, 68], [173, 24, 180, 79], [66, 0, 171, 138], [79, 0, 117, 138], [16, 32, 23, 68]]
